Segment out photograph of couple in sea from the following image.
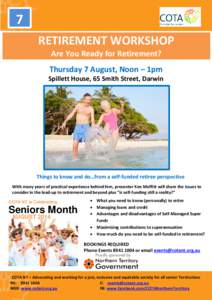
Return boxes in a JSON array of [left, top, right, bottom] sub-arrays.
[[44, 85, 169, 170]]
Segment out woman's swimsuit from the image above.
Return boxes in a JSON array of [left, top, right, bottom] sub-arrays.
[[102, 111, 118, 133]]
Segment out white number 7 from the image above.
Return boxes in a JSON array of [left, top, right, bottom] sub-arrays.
[[16, 14, 23, 25]]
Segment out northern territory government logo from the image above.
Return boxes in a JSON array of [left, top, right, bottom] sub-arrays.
[[84, 259, 94, 269], [160, 7, 201, 27]]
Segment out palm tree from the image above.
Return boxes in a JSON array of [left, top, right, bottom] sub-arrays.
[[94, 87, 116, 101], [56, 87, 72, 99]]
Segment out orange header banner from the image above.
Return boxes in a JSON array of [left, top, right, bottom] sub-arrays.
[[3, 32, 210, 60], [1, 0, 212, 31]]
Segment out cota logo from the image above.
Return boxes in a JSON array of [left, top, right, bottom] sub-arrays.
[[184, 9, 200, 24], [160, 13, 183, 23]]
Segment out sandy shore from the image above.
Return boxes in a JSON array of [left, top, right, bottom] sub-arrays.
[[45, 135, 168, 152]]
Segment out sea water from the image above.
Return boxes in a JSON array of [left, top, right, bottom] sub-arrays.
[[45, 146, 168, 170]]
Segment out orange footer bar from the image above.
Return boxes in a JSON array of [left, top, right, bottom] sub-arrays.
[[0, 271, 211, 300]]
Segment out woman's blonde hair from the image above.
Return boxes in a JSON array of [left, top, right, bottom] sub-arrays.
[[100, 100, 111, 110]]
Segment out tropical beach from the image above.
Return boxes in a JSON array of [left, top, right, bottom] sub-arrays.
[[46, 135, 168, 152], [45, 135, 168, 170], [44, 85, 169, 169]]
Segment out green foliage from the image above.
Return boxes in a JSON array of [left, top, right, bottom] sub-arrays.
[[45, 87, 76, 134], [45, 86, 158, 139], [94, 86, 116, 100]]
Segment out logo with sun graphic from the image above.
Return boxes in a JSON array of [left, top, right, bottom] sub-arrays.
[[84, 259, 94, 269], [184, 9, 200, 24]]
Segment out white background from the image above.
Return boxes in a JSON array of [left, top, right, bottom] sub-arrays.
[[0, 32, 212, 272]]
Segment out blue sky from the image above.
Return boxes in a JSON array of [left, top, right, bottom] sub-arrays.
[[46, 86, 169, 140]]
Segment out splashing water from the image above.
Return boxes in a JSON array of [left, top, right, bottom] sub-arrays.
[[85, 127, 114, 159], [45, 147, 169, 169]]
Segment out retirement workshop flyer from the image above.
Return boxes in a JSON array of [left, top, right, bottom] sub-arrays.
[[0, 1, 212, 299]]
